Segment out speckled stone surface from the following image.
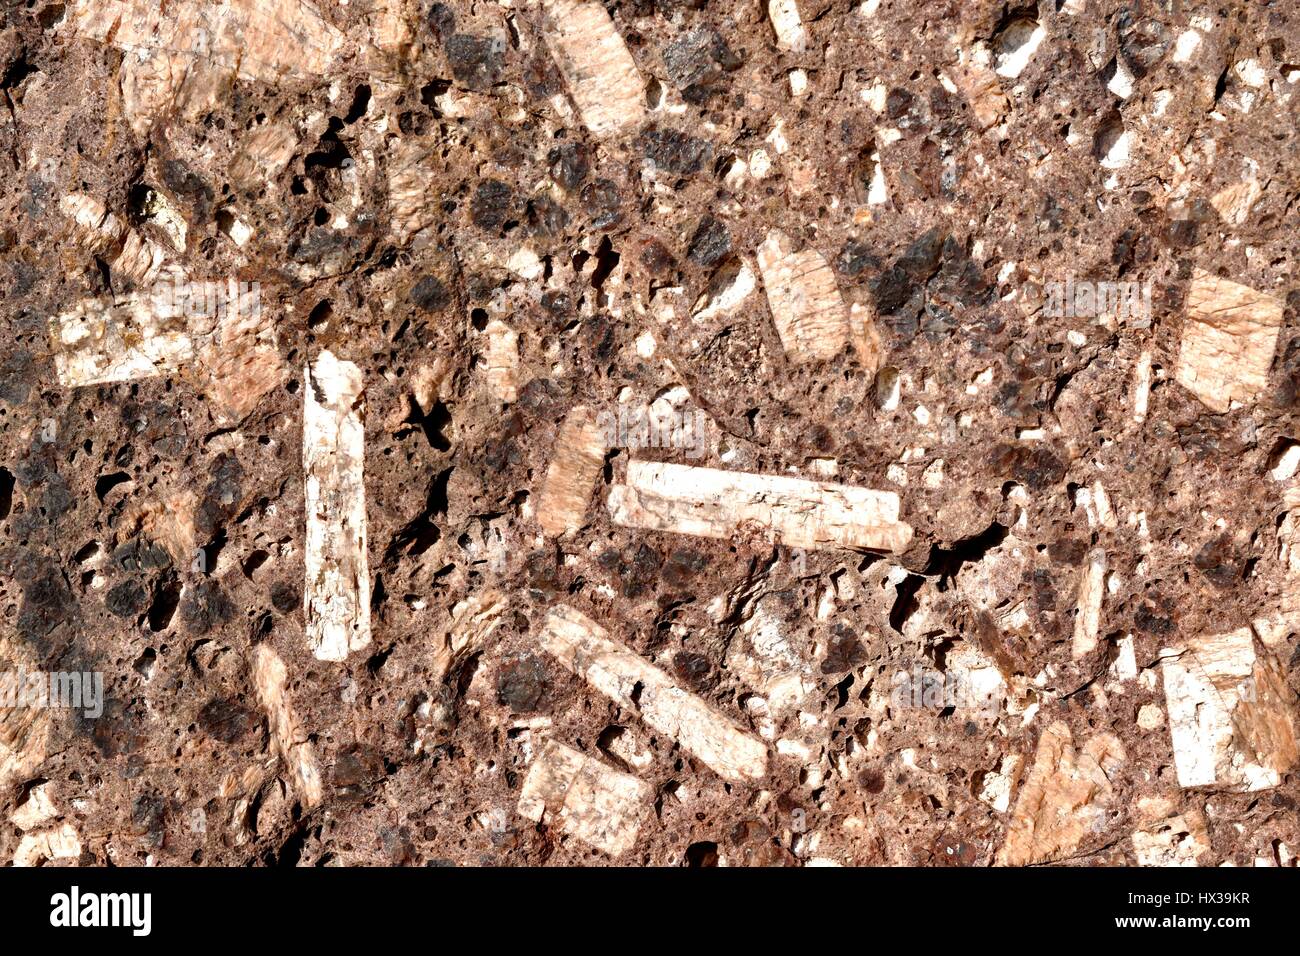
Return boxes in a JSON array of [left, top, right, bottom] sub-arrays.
[[1, 0, 1298, 866]]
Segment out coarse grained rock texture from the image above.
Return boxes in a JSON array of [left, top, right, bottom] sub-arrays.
[[0, 0, 1298, 867]]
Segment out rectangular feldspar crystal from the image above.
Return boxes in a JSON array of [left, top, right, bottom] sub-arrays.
[[608, 461, 913, 553], [51, 296, 193, 387], [63, 0, 347, 83], [253, 645, 323, 808], [1175, 269, 1284, 412], [1071, 548, 1106, 658], [303, 350, 371, 662], [767, 0, 807, 52], [756, 230, 848, 363], [538, 0, 645, 138], [518, 740, 649, 857], [536, 406, 608, 536], [995, 722, 1126, 866], [540, 605, 768, 783], [483, 319, 519, 403], [1161, 628, 1298, 791]]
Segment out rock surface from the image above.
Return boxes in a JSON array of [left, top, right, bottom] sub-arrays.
[[0, 0, 1298, 867]]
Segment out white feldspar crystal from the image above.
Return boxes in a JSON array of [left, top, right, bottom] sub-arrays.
[[727, 596, 814, 714], [1175, 269, 1284, 412], [10, 783, 58, 831], [1071, 548, 1107, 658], [1161, 628, 1297, 791], [63, 0, 347, 82], [996, 722, 1126, 865], [253, 644, 324, 808], [61, 192, 166, 286], [693, 257, 756, 322], [767, 0, 807, 52], [483, 319, 520, 403], [608, 461, 914, 553], [994, 19, 1046, 79], [387, 140, 440, 242], [518, 740, 650, 856], [51, 296, 193, 388], [538, 0, 645, 138], [945, 642, 1007, 717], [61, 0, 350, 132], [1132, 350, 1152, 423], [1172, 29, 1202, 63], [1210, 178, 1262, 226], [756, 230, 848, 363], [1270, 441, 1300, 481], [540, 605, 769, 782], [537, 406, 608, 536], [1132, 811, 1211, 866], [13, 823, 81, 867], [303, 350, 371, 662]]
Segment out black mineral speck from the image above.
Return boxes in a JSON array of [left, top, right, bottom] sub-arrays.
[[547, 143, 590, 190], [497, 655, 549, 712], [471, 179, 514, 231], [106, 580, 148, 619], [444, 34, 505, 91], [580, 178, 622, 229], [411, 275, 450, 312], [663, 26, 740, 99], [687, 216, 731, 267], [197, 698, 256, 743], [527, 195, 570, 236], [639, 127, 712, 176], [822, 625, 867, 674], [271, 581, 301, 614]]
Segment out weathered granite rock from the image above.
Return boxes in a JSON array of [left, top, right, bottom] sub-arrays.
[[0, 0, 1297, 868]]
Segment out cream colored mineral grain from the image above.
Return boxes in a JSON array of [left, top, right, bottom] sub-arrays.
[[954, 46, 1009, 131], [1210, 179, 1263, 227], [303, 350, 371, 662], [10, 782, 58, 831], [756, 230, 849, 363], [61, 193, 166, 287], [727, 595, 814, 714], [51, 296, 193, 387], [537, 406, 608, 537], [63, 0, 350, 134], [13, 823, 81, 867], [848, 302, 884, 374], [1175, 269, 1284, 412], [1161, 628, 1298, 791], [387, 140, 440, 243], [483, 319, 520, 403], [0, 641, 50, 793], [435, 591, 509, 682], [608, 461, 914, 553], [253, 644, 324, 808], [1071, 547, 1106, 658], [1132, 350, 1152, 423], [538, 0, 645, 138], [64, 0, 347, 82], [518, 739, 650, 856], [767, 0, 807, 52], [231, 123, 300, 189], [1132, 810, 1212, 866], [995, 722, 1126, 866], [540, 605, 769, 782]]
